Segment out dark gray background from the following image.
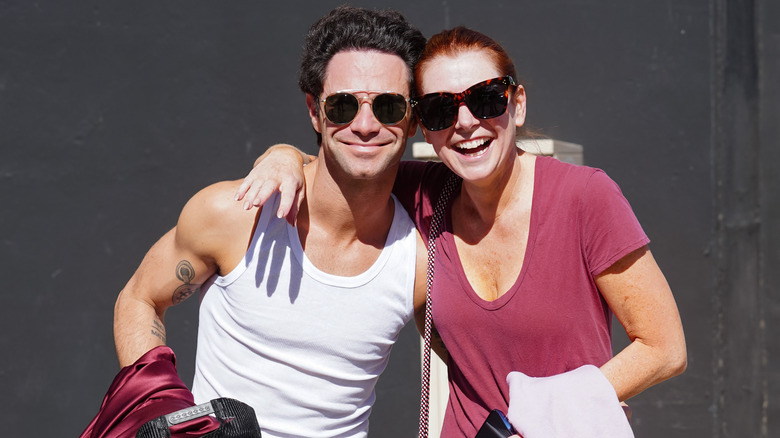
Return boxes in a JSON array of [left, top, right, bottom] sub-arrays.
[[1, 1, 777, 437]]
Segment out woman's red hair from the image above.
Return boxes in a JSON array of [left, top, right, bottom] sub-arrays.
[[413, 26, 518, 95]]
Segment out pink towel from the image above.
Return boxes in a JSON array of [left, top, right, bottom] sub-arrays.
[[505, 364, 634, 438]]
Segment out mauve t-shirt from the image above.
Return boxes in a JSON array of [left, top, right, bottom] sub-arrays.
[[393, 155, 649, 437]]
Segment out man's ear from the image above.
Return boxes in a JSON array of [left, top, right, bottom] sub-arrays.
[[306, 94, 322, 134], [407, 112, 418, 139]]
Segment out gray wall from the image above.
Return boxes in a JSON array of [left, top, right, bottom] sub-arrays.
[[1, 1, 777, 437]]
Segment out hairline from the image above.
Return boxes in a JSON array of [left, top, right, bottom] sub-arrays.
[[318, 48, 415, 99]]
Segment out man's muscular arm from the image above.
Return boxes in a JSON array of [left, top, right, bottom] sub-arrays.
[[113, 228, 215, 367], [113, 181, 254, 368]]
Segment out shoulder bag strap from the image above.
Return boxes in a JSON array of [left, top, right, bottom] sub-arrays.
[[418, 172, 461, 438]]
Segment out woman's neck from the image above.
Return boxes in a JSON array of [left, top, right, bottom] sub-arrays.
[[456, 151, 535, 225]]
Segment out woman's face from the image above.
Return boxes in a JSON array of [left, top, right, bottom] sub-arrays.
[[418, 50, 526, 186]]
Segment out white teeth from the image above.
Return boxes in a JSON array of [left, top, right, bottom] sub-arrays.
[[456, 139, 490, 150]]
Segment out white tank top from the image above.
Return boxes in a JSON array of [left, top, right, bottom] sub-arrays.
[[191, 193, 416, 438]]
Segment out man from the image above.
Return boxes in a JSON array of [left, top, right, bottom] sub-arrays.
[[113, 6, 427, 437]]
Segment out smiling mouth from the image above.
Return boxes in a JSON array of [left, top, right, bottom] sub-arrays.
[[454, 138, 491, 156]]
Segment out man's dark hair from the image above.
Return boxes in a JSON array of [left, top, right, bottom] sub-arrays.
[[299, 6, 426, 101]]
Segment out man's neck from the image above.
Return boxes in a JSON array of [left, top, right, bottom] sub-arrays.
[[297, 159, 397, 253]]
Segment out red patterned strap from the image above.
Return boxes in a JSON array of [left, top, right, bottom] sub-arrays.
[[418, 172, 461, 438]]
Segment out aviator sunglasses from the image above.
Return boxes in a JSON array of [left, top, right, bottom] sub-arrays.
[[320, 90, 410, 126], [411, 75, 516, 131]]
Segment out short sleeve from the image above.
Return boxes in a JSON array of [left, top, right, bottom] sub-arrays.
[[580, 170, 649, 276]]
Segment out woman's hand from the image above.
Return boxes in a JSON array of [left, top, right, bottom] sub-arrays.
[[234, 144, 312, 225]]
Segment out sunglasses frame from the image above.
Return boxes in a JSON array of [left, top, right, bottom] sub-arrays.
[[411, 75, 516, 131], [319, 90, 411, 126]]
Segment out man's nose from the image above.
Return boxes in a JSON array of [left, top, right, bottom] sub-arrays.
[[350, 101, 382, 135]]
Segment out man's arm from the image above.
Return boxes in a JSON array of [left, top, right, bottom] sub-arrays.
[[114, 181, 256, 367], [113, 228, 214, 367]]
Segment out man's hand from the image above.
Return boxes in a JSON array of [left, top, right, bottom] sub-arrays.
[[235, 144, 311, 225]]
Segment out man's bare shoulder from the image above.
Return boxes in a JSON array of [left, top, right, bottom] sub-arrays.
[[183, 180, 249, 217], [177, 180, 261, 261]]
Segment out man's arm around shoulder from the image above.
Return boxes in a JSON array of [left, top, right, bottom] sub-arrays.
[[113, 180, 259, 367]]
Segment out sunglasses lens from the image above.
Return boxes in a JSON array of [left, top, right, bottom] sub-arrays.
[[324, 93, 359, 125], [414, 77, 512, 131], [466, 82, 509, 119], [372, 93, 408, 125], [415, 94, 459, 131], [323, 93, 407, 125]]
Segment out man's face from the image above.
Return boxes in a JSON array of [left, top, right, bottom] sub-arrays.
[[307, 49, 416, 183]]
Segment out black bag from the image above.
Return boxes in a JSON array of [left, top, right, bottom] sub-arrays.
[[136, 398, 262, 438]]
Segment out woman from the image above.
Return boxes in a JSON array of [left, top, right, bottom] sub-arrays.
[[238, 27, 686, 437]]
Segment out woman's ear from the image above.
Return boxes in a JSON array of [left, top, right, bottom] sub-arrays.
[[420, 124, 432, 144], [512, 85, 527, 128]]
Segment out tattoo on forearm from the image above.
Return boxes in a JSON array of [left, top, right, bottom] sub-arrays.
[[172, 260, 201, 305], [151, 318, 167, 343]]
